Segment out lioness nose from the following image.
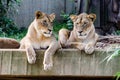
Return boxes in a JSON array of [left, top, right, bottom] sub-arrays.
[[48, 29, 52, 32], [78, 31, 83, 33]]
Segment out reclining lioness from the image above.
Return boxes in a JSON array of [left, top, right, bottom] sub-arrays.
[[20, 11, 60, 70], [0, 38, 20, 48], [59, 13, 98, 54]]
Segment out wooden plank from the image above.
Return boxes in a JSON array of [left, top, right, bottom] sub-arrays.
[[11, 51, 27, 75], [9, 0, 76, 28], [66, 0, 75, 13], [94, 51, 107, 76], [52, 51, 63, 75], [60, 50, 81, 75], [111, 55, 120, 75], [86, 52, 96, 75], [32, 0, 43, 13], [70, 51, 81, 75], [38, 50, 63, 75], [80, 51, 95, 75], [0, 51, 2, 74], [103, 52, 113, 76], [1, 51, 12, 74], [14, 0, 30, 28], [48, 0, 65, 20], [0, 49, 119, 76], [27, 50, 44, 75], [47, 0, 53, 14], [89, 0, 100, 27]]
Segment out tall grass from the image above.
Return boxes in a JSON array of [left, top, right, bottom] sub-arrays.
[[101, 49, 120, 80]]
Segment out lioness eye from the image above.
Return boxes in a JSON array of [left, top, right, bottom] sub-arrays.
[[43, 20, 48, 26], [51, 22, 53, 25], [76, 22, 79, 24], [84, 22, 87, 24], [82, 22, 88, 27], [43, 20, 47, 23]]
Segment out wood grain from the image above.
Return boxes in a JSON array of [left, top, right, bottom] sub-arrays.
[[0, 49, 119, 76]]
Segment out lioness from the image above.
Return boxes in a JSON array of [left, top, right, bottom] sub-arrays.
[[20, 11, 60, 70], [59, 13, 98, 54], [0, 38, 20, 48]]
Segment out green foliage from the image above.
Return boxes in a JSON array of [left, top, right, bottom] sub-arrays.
[[0, 0, 21, 36], [0, 0, 21, 15], [115, 30, 120, 35], [101, 49, 120, 63], [12, 27, 27, 41], [0, 16, 19, 36], [101, 49, 120, 80], [53, 22, 67, 40], [112, 49, 120, 80], [60, 11, 73, 30], [53, 22, 67, 33], [108, 49, 120, 61], [0, 27, 27, 41], [115, 72, 120, 80]]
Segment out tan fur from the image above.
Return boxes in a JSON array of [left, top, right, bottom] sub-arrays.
[[59, 13, 98, 54], [0, 38, 20, 48], [20, 11, 60, 70]]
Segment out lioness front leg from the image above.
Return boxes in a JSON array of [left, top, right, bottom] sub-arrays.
[[43, 42, 60, 70], [69, 42, 85, 50], [85, 33, 99, 54], [20, 42, 36, 64], [85, 42, 95, 54], [59, 28, 70, 47]]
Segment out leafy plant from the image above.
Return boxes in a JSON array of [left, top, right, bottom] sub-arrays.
[[60, 11, 73, 30], [0, 27, 27, 41], [0, 0, 21, 36], [101, 49, 120, 63], [115, 72, 120, 80], [101, 49, 120, 80], [0, 16, 19, 36], [53, 22, 67, 40], [12, 27, 27, 41], [115, 30, 120, 35]]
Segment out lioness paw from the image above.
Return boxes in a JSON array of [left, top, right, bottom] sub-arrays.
[[27, 48, 36, 64], [76, 43, 85, 50], [43, 57, 53, 71], [27, 53, 36, 64], [43, 62, 53, 71], [85, 44, 94, 54]]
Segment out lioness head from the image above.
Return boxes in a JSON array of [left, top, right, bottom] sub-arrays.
[[70, 13, 96, 39], [34, 11, 55, 37]]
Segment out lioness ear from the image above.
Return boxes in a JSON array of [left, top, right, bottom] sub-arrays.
[[87, 13, 96, 22], [49, 13, 55, 22], [70, 15, 77, 22], [35, 11, 43, 19]]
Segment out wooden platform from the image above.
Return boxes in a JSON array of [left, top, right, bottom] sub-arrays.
[[0, 48, 119, 76], [0, 75, 115, 80]]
